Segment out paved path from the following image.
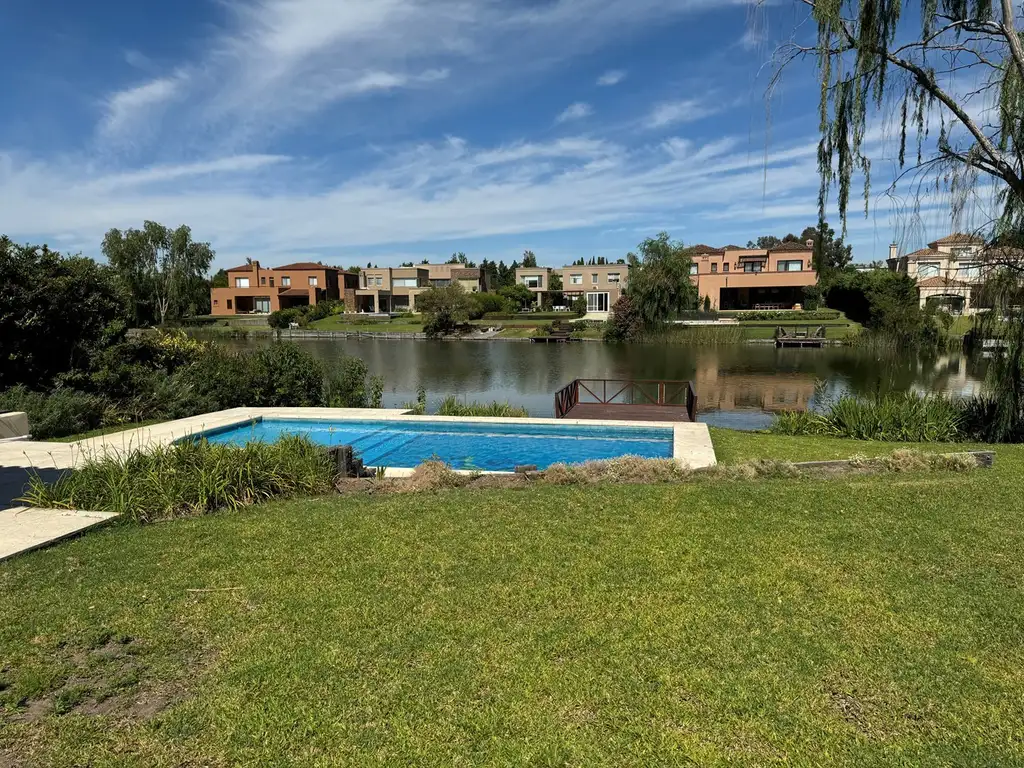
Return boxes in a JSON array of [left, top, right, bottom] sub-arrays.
[[0, 507, 118, 561]]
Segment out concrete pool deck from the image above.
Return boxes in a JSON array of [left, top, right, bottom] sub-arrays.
[[0, 408, 717, 559]]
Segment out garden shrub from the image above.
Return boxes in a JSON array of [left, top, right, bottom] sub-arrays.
[[22, 435, 336, 522], [0, 386, 107, 440], [469, 293, 510, 319]]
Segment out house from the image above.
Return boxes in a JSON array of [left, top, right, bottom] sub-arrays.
[[514, 267, 553, 305], [688, 241, 818, 310], [349, 264, 488, 313], [887, 233, 987, 314], [210, 262, 356, 316], [560, 263, 629, 315]]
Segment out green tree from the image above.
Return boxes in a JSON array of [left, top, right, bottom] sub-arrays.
[[623, 233, 698, 328], [417, 283, 473, 337], [102, 222, 214, 326], [549, 272, 562, 292], [210, 268, 228, 288], [803, 221, 853, 274], [0, 237, 130, 389], [746, 235, 782, 249], [499, 284, 535, 311], [521, 250, 538, 268]]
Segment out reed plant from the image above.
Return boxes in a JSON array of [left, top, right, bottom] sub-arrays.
[[434, 396, 530, 418], [770, 392, 965, 442], [21, 435, 335, 523]]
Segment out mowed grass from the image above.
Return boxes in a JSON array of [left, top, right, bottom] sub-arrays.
[[2, 435, 1023, 766]]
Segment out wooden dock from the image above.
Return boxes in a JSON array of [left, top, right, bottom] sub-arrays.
[[554, 379, 697, 422], [775, 325, 826, 348], [532, 320, 579, 343]]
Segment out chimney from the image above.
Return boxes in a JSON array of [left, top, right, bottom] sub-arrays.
[[888, 243, 898, 261], [806, 239, 814, 248]]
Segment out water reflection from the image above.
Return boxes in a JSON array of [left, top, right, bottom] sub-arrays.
[[216, 337, 988, 430]]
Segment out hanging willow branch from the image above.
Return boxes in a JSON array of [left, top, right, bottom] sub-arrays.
[[775, 0, 1024, 248]]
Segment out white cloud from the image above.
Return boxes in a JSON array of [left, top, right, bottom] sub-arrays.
[[99, 76, 183, 139], [596, 69, 626, 86], [555, 102, 594, 124], [646, 98, 717, 128]]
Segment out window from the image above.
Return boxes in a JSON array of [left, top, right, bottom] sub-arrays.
[[723, 263, 730, 273], [281, 276, 291, 286], [260, 276, 267, 285], [743, 261, 763, 273], [918, 262, 940, 278], [254, 297, 271, 314], [608, 272, 621, 283], [711, 263, 718, 273], [375, 277, 383, 287], [308, 276, 318, 286], [522, 275, 542, 289], [689, 264, 699, 275], [586, 292, 609, 313], [393, 278, 419, 287], [269, 277, 275, 287], [226, 299, 232, 310], [234, 277, 250, 288], [958, 262, 981, 280], [213, 299, 219, 306], [778, 260, 803, 272], [570, 273, 583, 285]]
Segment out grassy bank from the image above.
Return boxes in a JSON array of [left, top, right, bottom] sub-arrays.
[[2, 431, 1022, 766]]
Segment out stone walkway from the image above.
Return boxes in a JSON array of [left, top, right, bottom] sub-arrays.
[[0, 507, 118, 561]]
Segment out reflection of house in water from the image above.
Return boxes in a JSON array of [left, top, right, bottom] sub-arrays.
[[693, 366, 817, 413]]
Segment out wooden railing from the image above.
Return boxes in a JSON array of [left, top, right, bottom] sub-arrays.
[[554, 378, 698, 422]]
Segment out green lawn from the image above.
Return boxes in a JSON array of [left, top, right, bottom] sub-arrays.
[[51, 419, 166, 443], [2, 433, 1023, 766]]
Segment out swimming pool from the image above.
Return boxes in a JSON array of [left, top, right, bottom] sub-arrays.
[[197, 418, 675, 471]]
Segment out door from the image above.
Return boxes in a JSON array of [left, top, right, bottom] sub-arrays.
[[586, 292, 609, 312]]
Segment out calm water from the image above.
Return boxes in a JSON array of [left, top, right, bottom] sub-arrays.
[[202, 419, 674, 470], [217, 337, 989, 430]]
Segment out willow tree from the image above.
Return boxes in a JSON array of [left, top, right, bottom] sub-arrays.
[[773, 1, 1023, 250], [775, 0, 1024, 438]]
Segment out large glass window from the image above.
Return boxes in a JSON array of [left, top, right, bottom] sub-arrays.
[[958, 262, 981, 280], [777, 260, 803, 271], [308, 276, 319, 286], [281, 276, 291, 286], [393, 278, 419, 287], [918, 262, 940, 278], [570, 273, 583, 285], [689, 264, 699, 275], [375, 277, 383, 287], [607, 272, 621, 283], [254, 297, 271, 313], [586, 292, 609, 312], [522, 275, 542, 288], [234, 277, 250, 287], [743, 261, 763, 273]]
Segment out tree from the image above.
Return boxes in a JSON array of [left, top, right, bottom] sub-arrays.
[[623, 233, 699, 328], [521, 250, 538, 268], [102, 222, 214, 326], [498, 284, 534, 311], [0, 238, 130, 389], [416, 283, 472, 337], [803, 220, 853, 274], [604, 294, 645, 341], [446, 252, 475, 267], [746, 235, 782, 249], [549, 272, 563, 292], [400, 261, 414, 267], [210, 268, 228, 288]]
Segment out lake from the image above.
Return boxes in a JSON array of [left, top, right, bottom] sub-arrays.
[[218, 337, 988, 430]]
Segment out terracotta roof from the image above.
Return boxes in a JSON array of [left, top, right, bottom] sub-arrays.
[[917, 276, 970, 288], [226, 264, 254, 272], [275, 262, 333, 271], [280, 288, 310, 296], [928, 233, 985, 248], [770, 241, 813, 252], [906, 247, 940, 258]]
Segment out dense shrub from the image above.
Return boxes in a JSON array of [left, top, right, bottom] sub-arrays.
[[268, 307, 306, 329], [0, 386, 107, 440], [770, 392, 966, 442], [247, 344, 326, 407], [22, 435, 336, 522], [571, 296, 588, 317], [730, 309, 841, 322], [468, 293, 511, 320], [604, 295, 645, 342]]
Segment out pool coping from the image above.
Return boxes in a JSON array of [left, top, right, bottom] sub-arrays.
[[48, 407, 718, 474]]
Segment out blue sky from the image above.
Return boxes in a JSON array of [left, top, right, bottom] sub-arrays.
[[0, 0, 998, 270]]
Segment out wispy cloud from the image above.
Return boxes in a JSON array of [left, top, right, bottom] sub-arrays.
[[646, 98, 718, 128], [99, 75, 184, 139], [555, 102, 594, 124], [596, 69, 626, 86]]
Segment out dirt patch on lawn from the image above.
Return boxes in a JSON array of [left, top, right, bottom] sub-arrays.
[[2, 633, 196, 725]]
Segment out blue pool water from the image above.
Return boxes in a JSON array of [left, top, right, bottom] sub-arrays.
[[199, 418, 674, 471]]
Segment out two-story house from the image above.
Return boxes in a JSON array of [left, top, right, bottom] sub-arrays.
[[211, 262, 354, 316], [560, 264, 629, 315], [887, 233, 987, 314], [688, 241, 818, 310]]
